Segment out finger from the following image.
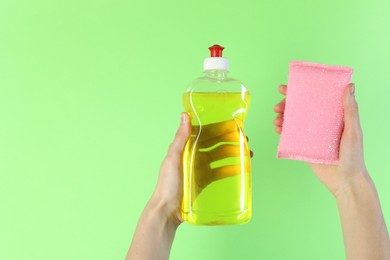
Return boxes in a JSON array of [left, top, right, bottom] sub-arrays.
[[200, 144, 248, 162], [212, 163, 251, 181], [275, 126, 282, 134], [198, 131, 241, 149], [273, 113, 284, 127], [250, 150, 254, 158], [274, 99, 286, 113], [342, 83, 363, 142], [279, 85, 287, 96], [167, 113, 191, 159], [205, 144, 242, 161], [194, 118, 243, 143]]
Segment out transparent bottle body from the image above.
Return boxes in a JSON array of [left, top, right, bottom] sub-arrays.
[[181, 70, 252, 225]]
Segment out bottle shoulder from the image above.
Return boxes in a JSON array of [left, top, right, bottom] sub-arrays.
[[185, 76, 249, 93]]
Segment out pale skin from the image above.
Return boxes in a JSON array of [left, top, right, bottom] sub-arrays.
[[274, 83, 390, 260], [126, 83, 390, 260]]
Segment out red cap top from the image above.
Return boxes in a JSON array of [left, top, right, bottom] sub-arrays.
[[209, 44, 224, 57]]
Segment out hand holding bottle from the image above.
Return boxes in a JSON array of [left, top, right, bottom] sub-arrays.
[[126, 113, 190, 260], [188, 118, 251, 196], [130, 114, 250, 227]]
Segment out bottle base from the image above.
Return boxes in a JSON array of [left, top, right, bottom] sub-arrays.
[[182, 209, 251, 226]]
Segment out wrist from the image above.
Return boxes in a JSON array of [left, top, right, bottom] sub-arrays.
[[335, 170, 376, 203], [147, 194, 182, 229], [335, 170, 390, 260]]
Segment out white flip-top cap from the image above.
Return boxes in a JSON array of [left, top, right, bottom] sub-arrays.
[[203, 44, 229, 71]]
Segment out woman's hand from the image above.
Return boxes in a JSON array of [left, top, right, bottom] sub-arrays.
[[126, 113, 191, 260], [273, 83, 370, 197], [150, 113, 191, 224], [274, 83, 390, 260], [153, 115, 252, 223]]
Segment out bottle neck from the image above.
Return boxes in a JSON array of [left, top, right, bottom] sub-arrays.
[[204, 69, 228, 79]]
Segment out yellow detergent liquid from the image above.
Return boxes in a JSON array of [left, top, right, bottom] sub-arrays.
[[180, 45, 252, 225]]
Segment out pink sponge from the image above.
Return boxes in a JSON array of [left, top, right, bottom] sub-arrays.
[[277, 61, 354, 164]]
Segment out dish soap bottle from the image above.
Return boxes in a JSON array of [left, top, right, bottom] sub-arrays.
[[181, 44, 252, 225]]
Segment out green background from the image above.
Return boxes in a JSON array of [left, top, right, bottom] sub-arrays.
[[1, 0, 389, 259]]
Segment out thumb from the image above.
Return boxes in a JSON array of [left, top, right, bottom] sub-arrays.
[[342, 83, 363, 142], [167, 113, 191, 158]]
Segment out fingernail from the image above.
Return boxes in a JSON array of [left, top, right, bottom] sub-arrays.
[[349, 83, 355, 96], [181, 113, 187, 124]]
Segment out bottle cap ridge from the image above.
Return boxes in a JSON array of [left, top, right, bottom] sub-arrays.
[[209, 44, 224, 57]]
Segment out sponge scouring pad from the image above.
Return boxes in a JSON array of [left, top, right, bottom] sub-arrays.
[[277, 61, 354, 164]]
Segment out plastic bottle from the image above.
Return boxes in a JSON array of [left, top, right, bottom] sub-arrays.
[[181, 44, 252, 225]]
